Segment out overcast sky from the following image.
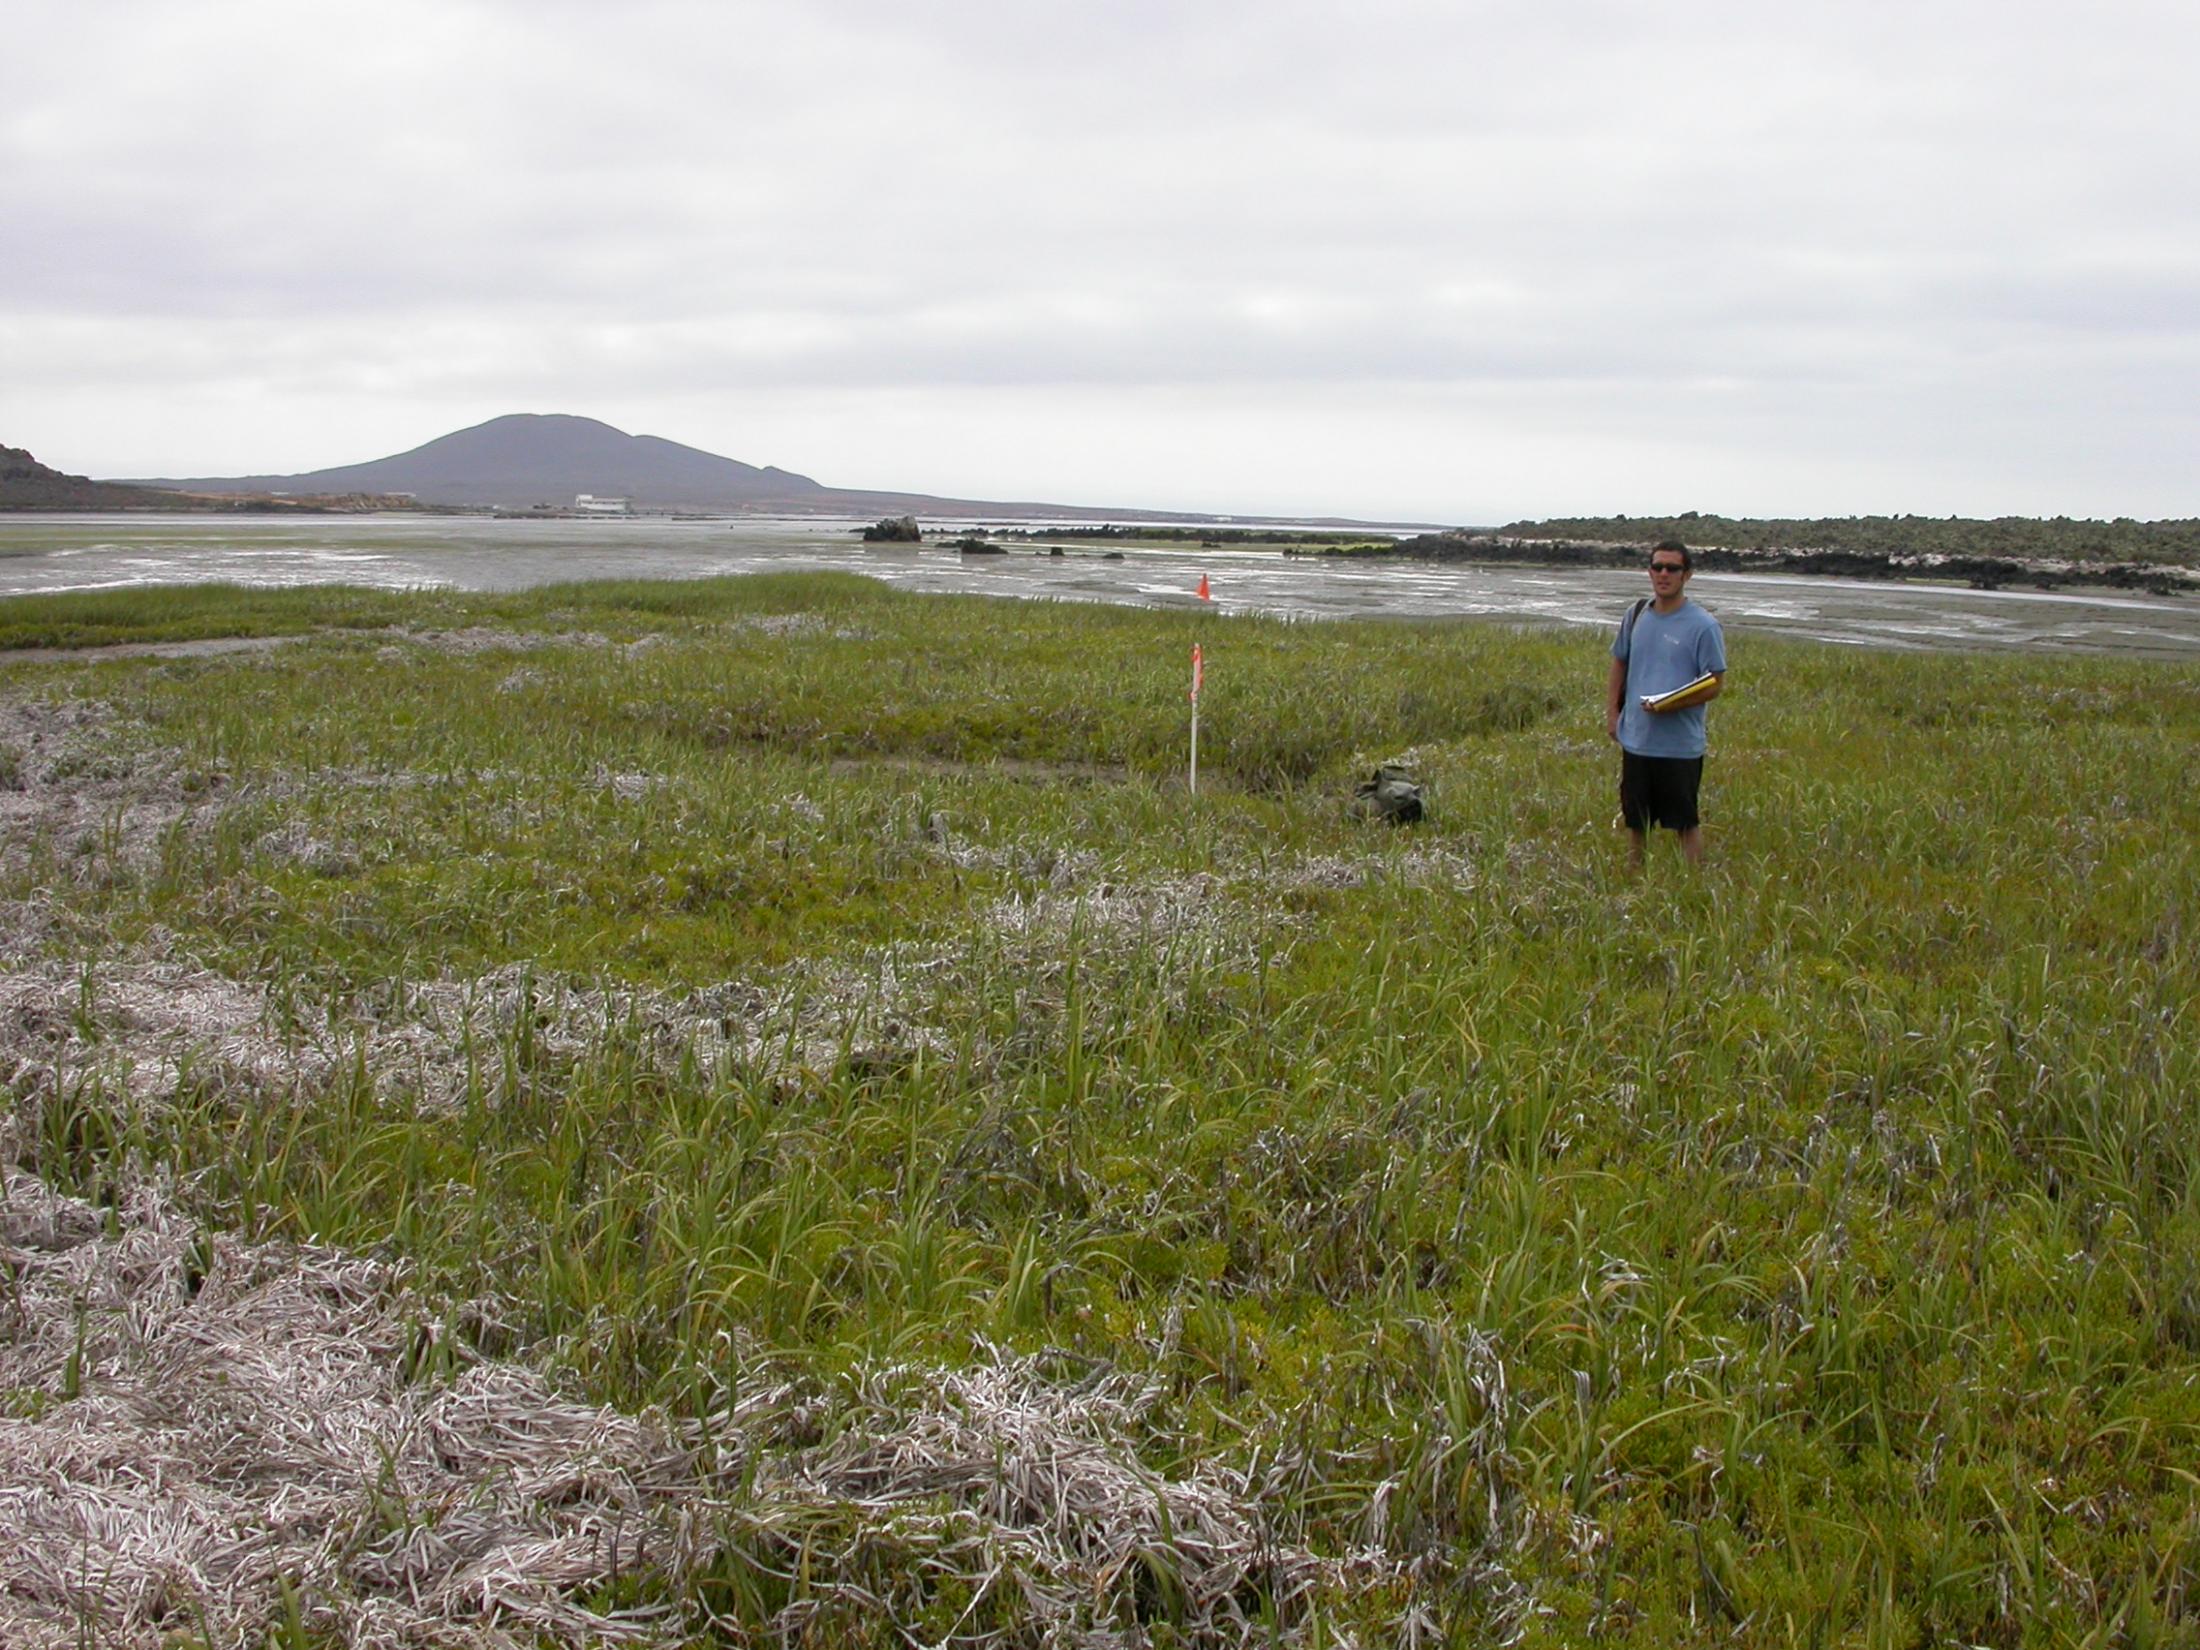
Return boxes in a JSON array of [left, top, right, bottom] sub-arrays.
[[5, 0, 2196, 522]]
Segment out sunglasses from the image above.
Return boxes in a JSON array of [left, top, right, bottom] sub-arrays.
[[1648, 562, 1687, 574]]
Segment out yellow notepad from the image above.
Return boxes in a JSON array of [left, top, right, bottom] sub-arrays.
[[1641, 673, 1719, 713]]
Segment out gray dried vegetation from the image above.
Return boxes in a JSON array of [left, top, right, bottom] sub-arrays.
[[0, 1167, 1397, 1647], [1265, 845, 1479, 893], [0, 953, 958, 1151], [0, 827, 1257, 1163], [369, 618, 861, 657], [1, 1167, 709, 1648], [0, 684, 1419, 1644], [729, 1346, 1400, 1645], [374, 628, 621, 660], [0, 695, 211, 890]]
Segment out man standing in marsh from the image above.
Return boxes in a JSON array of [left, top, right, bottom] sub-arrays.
[[1607, 539, 1727, 868]]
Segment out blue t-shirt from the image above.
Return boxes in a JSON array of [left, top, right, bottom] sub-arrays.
[[1612, 599, 1726, 758]]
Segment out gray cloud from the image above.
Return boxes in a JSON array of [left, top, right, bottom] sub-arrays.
[[5, 0, 2198, 517]]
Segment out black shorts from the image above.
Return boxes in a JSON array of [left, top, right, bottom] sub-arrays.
[[1620, 752, 1704, 832]]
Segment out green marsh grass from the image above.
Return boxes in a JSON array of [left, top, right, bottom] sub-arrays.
[[3, 572, 2199, 1644]]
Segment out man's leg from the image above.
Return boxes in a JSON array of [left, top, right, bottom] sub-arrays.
[[1670, 757, 1706, 866], [1619, 752, 1648, 870]]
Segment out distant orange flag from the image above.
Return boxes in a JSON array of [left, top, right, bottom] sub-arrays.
[[1196, 573, 1212, 601]]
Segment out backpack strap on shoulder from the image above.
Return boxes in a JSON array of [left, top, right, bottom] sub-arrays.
[[1621, 597, 1648, 650]]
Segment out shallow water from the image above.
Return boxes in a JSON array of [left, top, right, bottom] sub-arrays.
[[4, 512, 2198, 657]]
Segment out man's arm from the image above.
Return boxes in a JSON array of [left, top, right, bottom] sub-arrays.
[[1606, 655, 1629, 741], [1644, 672, 1723, 713]]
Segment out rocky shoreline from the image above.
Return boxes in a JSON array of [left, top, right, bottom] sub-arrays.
[[1331, 531, 2197, 598]]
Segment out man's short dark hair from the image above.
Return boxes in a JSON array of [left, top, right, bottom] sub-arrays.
[[1650, 538, 1691, 570]]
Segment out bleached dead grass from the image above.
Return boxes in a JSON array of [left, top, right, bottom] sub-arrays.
[[0, 1169, 1405, 1648], [0, 864, 1282, 1138], [980, 871, 1242, 949], [375, 628, 619, 659], [0, 695, 211, 883], [0, 1165, 720, 1648], [721, 613, 868, 640], [1260, 845, 1480, 893], [0, 955, 964, 1151], [728, 1344, 1403, 1645], [0, 960, 319, 1164], [0, 893, 93, 971], [368, 618, 866, 661]]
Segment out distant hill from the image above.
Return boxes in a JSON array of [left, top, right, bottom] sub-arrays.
[[127, 414, 826, 512], [1, 446, 186, 511], [121, 412, 1211, 521]]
